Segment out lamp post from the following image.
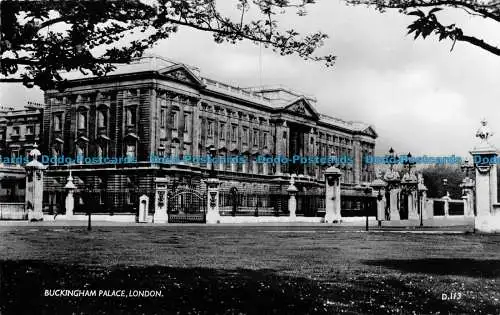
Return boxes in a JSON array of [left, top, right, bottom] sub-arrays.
[[387, 147, 398, 172], [401, 152, 417, 221], [383, 147, 402, 221], [364, 186, 372, 231], [403, 152, 416, 175], [208, 146, 217, 178], [443, 178, 449, 197], [461, 157, 474, 180], [417, 174, 427, 227], [370, 178, 387, 227]]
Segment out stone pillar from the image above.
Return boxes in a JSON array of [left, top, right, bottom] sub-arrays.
[[384, 170, 401, 221], [470, 120, 500, 233], [242, 158, 248, 173], [461, 178, 475, 217], [287, 176, 298, 219], [274, 121, 285, 175], [324, 166, 342, 223], [138, 194, 149, 223], [353, 136, 361, 185], [252, 156, 258, 174], [442, 193, 451, 217], [407, 190, 419, 220], [417, 174, 429, 220], [205, 178, 221, 224], [422, 191, 433, 219], [153, 178, 169, 223], [64, 171, 77, 217], [25, 145, 46, 221]]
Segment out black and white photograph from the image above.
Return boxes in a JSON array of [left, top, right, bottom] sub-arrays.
[[0, 0, 499, 314]]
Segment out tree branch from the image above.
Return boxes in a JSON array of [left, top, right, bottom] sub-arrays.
[[457, 34, 500, 55]]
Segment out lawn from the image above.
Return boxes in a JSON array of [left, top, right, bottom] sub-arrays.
[[0, 225, 499, 314]]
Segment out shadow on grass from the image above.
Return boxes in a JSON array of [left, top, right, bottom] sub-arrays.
[[364, 258, 500, 278], [0, 260, 495, 314]]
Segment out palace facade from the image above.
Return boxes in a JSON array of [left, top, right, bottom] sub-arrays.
[[0, 102, 44, 160], [41, 56, 377, 213]]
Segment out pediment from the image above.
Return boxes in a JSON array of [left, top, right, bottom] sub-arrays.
[[360, 126, 377, 138], [158, 64, 204, 87], [282, 98, 319, 120]]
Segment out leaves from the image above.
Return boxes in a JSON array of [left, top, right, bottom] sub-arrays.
[[1, 0, 334, 90]]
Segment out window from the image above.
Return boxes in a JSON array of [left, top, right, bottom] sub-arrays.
[[126, 142, 136, 159], [26, 125, 34, 135], [97, 110, 107, 128], [77, 111, 87, 130], [128, 89, 138, 97], [160, 109, 165, 128], [231, 125, 237, 142], [184, 114, 189, 133], [12, 127, 20, 136], [96, 145, 103, 158], [171, 112, 178, 129], [126, 107, 136, 126], [96, 143, 107, 158], [207, 120, 214, 138], [253, 129, 258, 146], [76, 145, 85, 163], [243, 127, 249, 144], [53, 114, 62, 131], [263, 132, 268, 147], [219, 123, 225, 140]]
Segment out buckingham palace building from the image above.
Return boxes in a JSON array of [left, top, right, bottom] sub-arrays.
[[41, 56, 377, 214]]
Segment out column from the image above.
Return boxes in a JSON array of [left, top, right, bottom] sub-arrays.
[[408, 190, 419, 220], [275, 122, 283, 175], [470, 120, 500, 232], [287, 176, 298, 219], [192, 102, 201, 166], [461, 179, 475, 217], [153, 178, 169, 223], [376, 188, 386, 221], [324, 166, 342, 223], [138, 194, 149, 223], [353, 137, 361, 185], [205, 178, 221, 224], [25, 145, 46, 221], [64, 171, 77, 217], [442, 193, 451, 217]]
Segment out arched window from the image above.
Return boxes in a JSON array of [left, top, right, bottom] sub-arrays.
[[77, 110, 87, 130], [96, 145, 103, 158], [126, 142, 136, 159], [53, 114, 62, 131], [126, 107, 136, 126], [76, 145, 85, 164], [97, 110, 107, 128]]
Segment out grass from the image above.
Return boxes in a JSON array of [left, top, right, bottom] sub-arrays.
[[0, 225, 499, 314]]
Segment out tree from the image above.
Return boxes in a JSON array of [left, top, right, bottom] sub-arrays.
[[0, 0, 335, 90], [346, 0, 500, 56], [421, 164, 465, 199]]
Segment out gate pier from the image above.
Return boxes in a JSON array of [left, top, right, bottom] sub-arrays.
[[154, 178, 169, 223]]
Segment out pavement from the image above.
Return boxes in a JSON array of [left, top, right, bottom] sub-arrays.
[[0, 216, 475, 233]]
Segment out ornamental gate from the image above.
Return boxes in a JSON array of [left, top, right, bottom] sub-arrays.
[[167, 188, 206, 223], [340, 195, 377, 217]]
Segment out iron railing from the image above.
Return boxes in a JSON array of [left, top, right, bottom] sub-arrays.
[[219, 191, 289, 216], [340, 195, 377, 217]]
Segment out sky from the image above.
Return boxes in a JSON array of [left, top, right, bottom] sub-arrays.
[[1, 0, 499, 157]]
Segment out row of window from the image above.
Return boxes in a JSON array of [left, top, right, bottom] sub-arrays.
[[205, 120, 269, 146], [53, 106, 138, 133], [2, 125, 36, 138], [159, 110, 190, 133]]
